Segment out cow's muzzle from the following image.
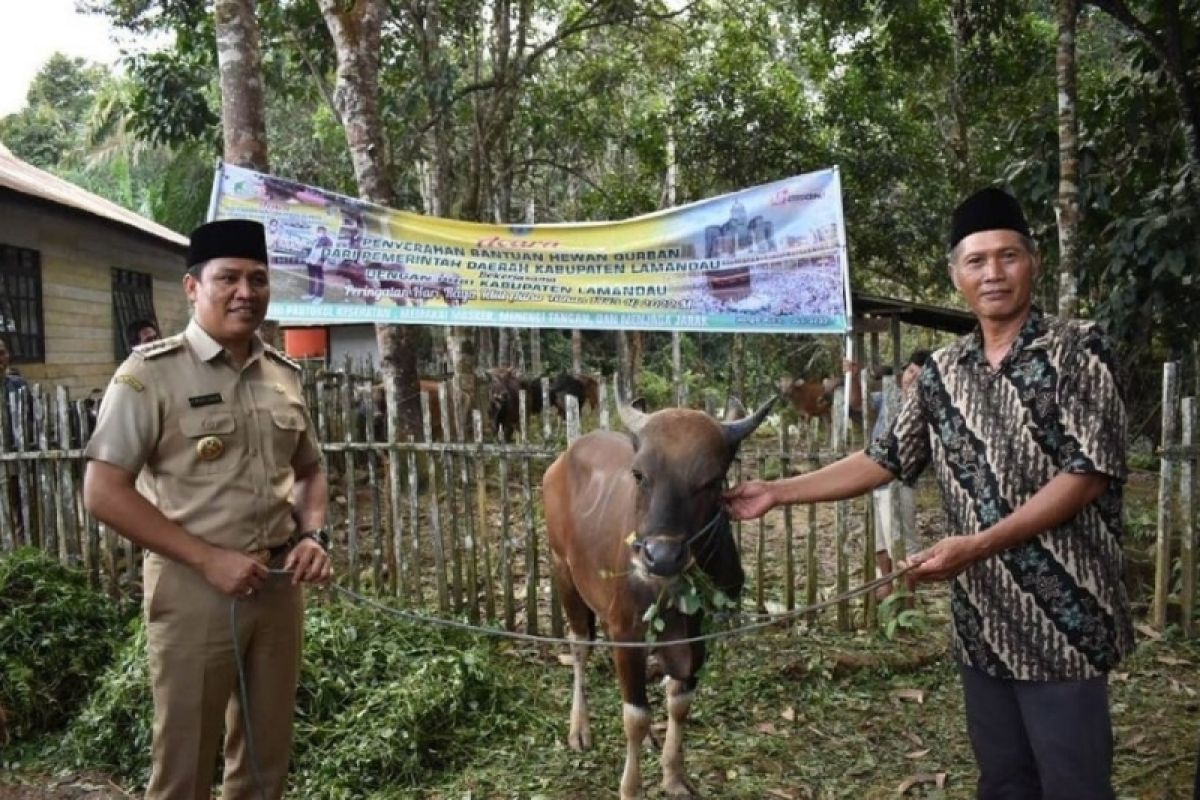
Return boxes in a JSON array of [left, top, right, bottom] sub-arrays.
[[637, 535, 688, 578]]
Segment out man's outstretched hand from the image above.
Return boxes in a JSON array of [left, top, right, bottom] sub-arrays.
[[724, 480, 778, 521]]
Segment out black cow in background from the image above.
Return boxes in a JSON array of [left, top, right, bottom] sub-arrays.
[[484, 367, 545, 442], [548, 372, 600, 418]]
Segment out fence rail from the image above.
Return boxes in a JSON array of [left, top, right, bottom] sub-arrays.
[[1, 368, 898, 635]]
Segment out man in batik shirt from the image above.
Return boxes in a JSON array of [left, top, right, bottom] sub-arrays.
[[726, 187, 1133, 799]]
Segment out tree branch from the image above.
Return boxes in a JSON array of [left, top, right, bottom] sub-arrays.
[[1085, 0, 1168, 65], [282, 17, 343, 126]]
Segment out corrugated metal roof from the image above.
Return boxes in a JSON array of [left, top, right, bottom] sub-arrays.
[[0, 142, 189, 249]]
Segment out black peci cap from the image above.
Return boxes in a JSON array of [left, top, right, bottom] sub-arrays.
[[949, 187, 1030, 250], [187, 219, 269, 270]]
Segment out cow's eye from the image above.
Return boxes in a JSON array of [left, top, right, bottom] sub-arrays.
[[631, 469, 645, 486]]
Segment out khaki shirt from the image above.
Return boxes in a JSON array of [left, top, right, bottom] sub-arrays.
[[85, 319, 322, 552]]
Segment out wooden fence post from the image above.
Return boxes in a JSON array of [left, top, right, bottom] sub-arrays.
[[834, 380, 851, 631], [1154, 361, 1180, 629], [420, 390, 449, 613], [0, 388, 13, 553], [385, 373, 406, 600], [778, 421, 795, 612], [473, 411, 497, 622], [440, 382, 464, 614], [806, 417, 819, 624], [1180, 396, 1196, 636], [340, 373, 360, 592]]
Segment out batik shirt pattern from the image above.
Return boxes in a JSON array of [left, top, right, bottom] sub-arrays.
[[867, 310, 1134, 680]]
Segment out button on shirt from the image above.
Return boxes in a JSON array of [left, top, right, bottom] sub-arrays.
[[85, 320, 322, 553], [866, 309, 1134, 680]]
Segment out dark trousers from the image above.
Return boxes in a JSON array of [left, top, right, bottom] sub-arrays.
[[305, 262, 324, 297], [960, 664, 1114, 800]]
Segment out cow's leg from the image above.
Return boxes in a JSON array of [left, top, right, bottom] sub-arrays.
[[662, 676, 698, 799], [615, 647, 650, 800], [557, 570, 595, 751]]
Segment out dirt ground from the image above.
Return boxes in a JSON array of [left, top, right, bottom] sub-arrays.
[[0, 775, 131, 799]]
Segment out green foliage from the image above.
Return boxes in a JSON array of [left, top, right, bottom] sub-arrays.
[[290, 602, 509, 792], [641, 568, 735, 642], [56, 619, 153, 785], [878, 592, 929, 640], [28, 592, 515, 793], [0, 53, 108, 169], [0, 549, 131, 741], [127, 49, 219, 147]]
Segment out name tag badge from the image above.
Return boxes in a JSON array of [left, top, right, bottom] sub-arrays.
[[189, 393, 223, 408]]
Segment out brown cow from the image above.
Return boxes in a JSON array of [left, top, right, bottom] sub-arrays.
[[543, 392, 775, 799], [778, 375, 838, 423], [483, 367, 544, 442], [366, 378, 448, 440]]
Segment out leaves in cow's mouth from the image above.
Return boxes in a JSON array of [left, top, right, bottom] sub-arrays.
[[641, 568, 733, 641]]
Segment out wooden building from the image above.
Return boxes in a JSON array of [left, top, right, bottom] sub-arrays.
[[0, 143, 189, 397]]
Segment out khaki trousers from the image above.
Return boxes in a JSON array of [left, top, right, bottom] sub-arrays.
[[143, 553, 303, 800]]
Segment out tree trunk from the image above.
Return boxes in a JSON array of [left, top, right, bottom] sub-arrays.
[[947, 1, 974, 193], [1056, 0, 1082, 318], [629, 331, 643, 391], [215, 0, 269, 172], [571, 329, 583, 373], [445, 326, 477, 434], [497, 328, 511, 367], [214, 0, 277, 346], [319, 0, 422, 439], [732, 333, 746, 404]]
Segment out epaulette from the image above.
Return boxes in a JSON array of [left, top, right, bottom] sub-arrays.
[[133, 334, 185, 360], [265, 345, 302, 371]]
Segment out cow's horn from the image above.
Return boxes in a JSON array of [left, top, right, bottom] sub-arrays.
[[613, 373, 648, 434], [721, 394, 777, 447]]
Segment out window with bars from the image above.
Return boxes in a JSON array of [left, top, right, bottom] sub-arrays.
[[112, 268, 157, 359], [0, 244, 45, 363]]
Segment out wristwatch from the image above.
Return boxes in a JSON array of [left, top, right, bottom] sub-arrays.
[[294, 527, 331, 551]]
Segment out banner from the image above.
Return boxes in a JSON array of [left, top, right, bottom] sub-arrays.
[[208, 163, 851, 333]]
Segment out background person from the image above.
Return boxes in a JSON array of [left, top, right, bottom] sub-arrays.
[[0, 333, 26, 396], [83, 219, 332, 800], [846, 351, 930, 599], [726, 186, 1133, 799], [302, 225, 333, 303], [125, 318, 161, 351]]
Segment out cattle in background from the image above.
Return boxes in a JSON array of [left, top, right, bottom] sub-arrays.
[[543, 392, 776, 799], [364, 378, 447, 441], [548, 371, 600, 418], [778, 375, 838, 425], [483, 367, 544, 442], [720, 395, 747, 421]]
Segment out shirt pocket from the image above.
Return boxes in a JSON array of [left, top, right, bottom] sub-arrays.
[[179, 410, 243, 474], [269, 405, 307, 469]]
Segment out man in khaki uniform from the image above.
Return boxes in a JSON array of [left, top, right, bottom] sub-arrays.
[[83, 219, 332, 800]]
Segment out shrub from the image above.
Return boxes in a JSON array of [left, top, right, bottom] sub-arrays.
[[290, 601, 508, 793], [57, 619, 153, 787], [0, 549, 130, 740]]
